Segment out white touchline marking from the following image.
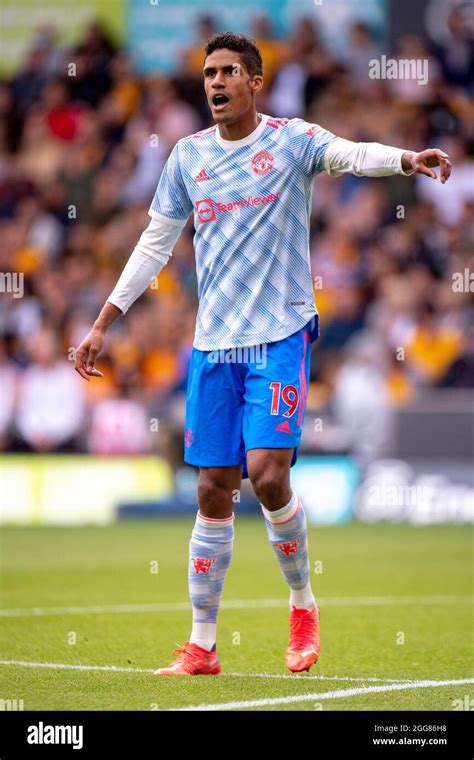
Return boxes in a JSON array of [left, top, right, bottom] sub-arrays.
[[176, 679, 474, 711], [0, 660, 153, 673], [0, 595, 471, 618], [227, 673, 414, 682], [0, 660, 427, 683]]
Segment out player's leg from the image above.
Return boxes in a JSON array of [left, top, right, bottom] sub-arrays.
[[187, 464, 241, 652], [154, 464, 242, 676], [247, 448, 320, 673], [243, 320, 320, 671], [247, 447, 316, 612], [155, 345, 245, 676]]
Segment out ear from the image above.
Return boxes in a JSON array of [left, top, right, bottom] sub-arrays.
[[250, 75, 263, 95]]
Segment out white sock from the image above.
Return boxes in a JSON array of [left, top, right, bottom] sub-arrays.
[[189, 622, 217, 651], [290, 583, 317, 610]]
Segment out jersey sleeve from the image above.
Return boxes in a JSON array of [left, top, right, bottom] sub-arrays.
[[148, 141, 193, 223], [288, 119, 339, 180]]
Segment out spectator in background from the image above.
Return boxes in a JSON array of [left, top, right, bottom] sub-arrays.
[[0, 80, 22, 155], [184, 15, 218, 76], [88, 387, 152, 455], [405, 303, 463, 384], [432, 3, 474, 90], [13, 326, 85, 452], [10, 48, 48, 117], [0, 339, 17, 450], [343, 21, 382, 87], [268, 16, 321, 116], [389, 35, 441, 104], [69, 21, 117, 107], [251, 14, 286, 88], [332, 332, 395, 465]]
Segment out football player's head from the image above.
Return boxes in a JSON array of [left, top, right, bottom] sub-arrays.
[[203, 32, 263, 125]]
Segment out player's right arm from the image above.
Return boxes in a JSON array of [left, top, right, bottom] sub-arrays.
[[74, 142, 193, 381]]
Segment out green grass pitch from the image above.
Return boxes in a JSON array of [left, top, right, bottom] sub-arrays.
[[0, 519, 472, 711]]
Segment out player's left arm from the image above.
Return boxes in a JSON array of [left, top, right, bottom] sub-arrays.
[[323, 138, 452, 183]]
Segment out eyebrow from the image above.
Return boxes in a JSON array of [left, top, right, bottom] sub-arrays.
[[203, 64, 239, 74]]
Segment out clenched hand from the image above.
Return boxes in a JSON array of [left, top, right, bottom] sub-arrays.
[[405, 148, 452, 183]]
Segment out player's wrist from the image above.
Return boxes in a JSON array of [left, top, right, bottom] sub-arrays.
[[401, 151, 416, 175], [93, 302, 122, 333]]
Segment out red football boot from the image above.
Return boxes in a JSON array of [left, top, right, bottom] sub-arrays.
[[154, 641, 221, 676], [286, 604, 320, 672]]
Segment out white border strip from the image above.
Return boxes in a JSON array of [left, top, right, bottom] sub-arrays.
[[177, 679, 474, 711], [1, 595, 471, 618]]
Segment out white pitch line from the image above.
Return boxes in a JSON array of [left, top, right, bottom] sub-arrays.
[[0, 660, 414, 682], [176, 678, 474, 711], [0, 660, 153, 674], [227, 672, 414, 682], [0, 595, 471, 618]]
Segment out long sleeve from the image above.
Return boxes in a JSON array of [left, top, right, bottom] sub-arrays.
[[106, 215, 187, 314], [323, 137, 415, 177]]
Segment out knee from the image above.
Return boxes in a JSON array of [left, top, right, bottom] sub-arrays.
[[197, 473, 234, 518], [248, 460, 290, 507]]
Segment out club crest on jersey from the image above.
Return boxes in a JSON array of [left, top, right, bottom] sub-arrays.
[[192, 557, 216, 574], [252, 150, 274, 176], [276, 539, 300, 556], [195, 198, 216, 223]]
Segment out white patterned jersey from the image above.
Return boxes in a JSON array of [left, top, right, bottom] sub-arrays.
[[148, 113, 338, 350]]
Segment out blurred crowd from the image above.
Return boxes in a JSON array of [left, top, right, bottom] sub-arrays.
[[0, 8, 473, 458]]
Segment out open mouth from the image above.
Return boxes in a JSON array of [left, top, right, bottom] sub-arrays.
[[212, 93, 230, 109]]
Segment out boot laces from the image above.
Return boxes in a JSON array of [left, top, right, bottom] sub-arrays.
[[290, 609, 316, 649], [170, 642, 203, 671]]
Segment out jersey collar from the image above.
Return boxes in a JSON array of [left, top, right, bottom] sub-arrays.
[[215, 113, 269, 149]]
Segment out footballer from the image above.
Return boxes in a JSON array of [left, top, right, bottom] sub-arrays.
[[74, 33, 451, 676]]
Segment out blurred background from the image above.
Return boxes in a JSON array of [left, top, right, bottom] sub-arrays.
[[0, 0, 473, 526]]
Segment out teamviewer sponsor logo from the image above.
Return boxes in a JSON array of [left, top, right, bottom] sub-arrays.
[[195, 194, 280, 224], [195, 198, 216, 223], [217, 193, 280, 212]]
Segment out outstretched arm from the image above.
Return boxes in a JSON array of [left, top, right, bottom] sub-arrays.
[[324, 138, 451, 182]]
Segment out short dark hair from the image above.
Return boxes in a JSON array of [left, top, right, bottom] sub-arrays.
[[204, 32, 263, 77]]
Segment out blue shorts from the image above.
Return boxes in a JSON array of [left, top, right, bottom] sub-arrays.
[[183, 316, 317, 479]]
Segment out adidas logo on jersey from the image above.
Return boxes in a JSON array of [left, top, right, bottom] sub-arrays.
[[195, 169, 211, 182]]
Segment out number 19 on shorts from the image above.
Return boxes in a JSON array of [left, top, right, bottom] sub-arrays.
[[269, 382, 299, 417]]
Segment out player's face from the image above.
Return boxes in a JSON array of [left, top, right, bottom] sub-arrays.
[[203, 49, 262, 125]]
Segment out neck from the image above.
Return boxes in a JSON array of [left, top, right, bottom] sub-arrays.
[[217, 109, 261, 141]]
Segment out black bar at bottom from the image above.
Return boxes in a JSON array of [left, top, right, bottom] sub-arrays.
[[0, 710, 472, 757]]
